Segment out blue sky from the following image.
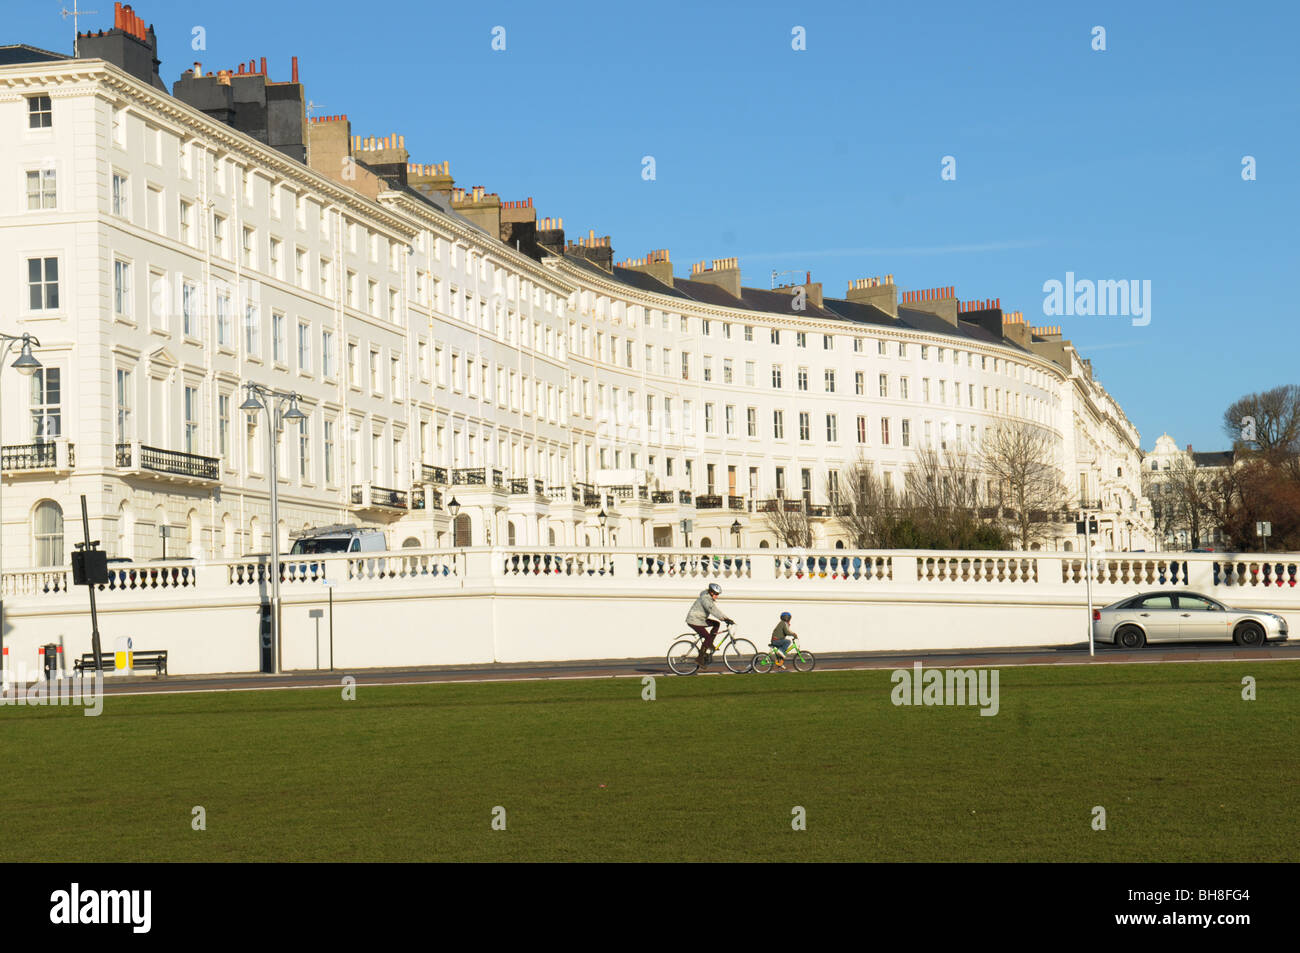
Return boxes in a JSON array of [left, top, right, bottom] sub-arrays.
[[16, 0, 1298, 452]]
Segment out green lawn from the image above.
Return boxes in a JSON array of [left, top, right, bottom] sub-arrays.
[[2, 661, 1296, 862]]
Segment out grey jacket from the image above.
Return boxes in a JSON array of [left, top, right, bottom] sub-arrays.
[[686, 590, 726, 626]]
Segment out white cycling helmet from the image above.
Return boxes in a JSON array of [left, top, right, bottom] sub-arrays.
[[708, 583, 722, 595]]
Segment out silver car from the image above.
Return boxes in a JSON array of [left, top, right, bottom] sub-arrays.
[[1093, 591, 1289, 648]]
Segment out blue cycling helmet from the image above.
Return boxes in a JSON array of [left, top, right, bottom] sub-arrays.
[[780, 612, 791, 621]]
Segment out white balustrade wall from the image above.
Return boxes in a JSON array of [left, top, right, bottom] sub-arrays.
[[2, 549, 1297, 676]]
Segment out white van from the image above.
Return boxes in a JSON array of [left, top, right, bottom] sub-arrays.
[[289, 525, 387, 555]]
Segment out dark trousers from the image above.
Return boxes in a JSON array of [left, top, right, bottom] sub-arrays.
[[689, 621, 720, 652]]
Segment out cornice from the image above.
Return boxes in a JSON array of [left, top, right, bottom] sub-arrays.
[[2, 60, 416, 239], [377, 192, 573, 297]]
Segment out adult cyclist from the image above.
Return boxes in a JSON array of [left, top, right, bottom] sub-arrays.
[[685, 582, 733, 667]]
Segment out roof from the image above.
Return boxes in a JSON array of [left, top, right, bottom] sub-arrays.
[[1192, 450, 1234, 468], [571, 254, 1034, 350], [0, 44, 69, 65]]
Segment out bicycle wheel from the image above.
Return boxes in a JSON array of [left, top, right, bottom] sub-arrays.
[[752, 653, 774, 674], [667, 638, 701, 676], [793, 650, 816, 673], [723, 638, 758, 674]]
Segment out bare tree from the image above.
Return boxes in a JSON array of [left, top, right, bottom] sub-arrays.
[[901, 445, 1004, 548], [979, 420, 1073, 549], [762, 496, 813, 547], [1223, 385, 1300, 483], [831, 454, 897, 547]]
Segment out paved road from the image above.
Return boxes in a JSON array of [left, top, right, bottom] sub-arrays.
[[84, 640, 1300, 698]]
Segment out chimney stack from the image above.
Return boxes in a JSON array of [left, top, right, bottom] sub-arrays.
[[845, 274, 898, 318], [687, 257, 741, 298], [618, 249, 673, 288], [900, 285, 959, 326]]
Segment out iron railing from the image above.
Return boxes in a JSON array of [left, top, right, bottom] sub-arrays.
[[2, 442, 57, 470], [118, 443, 219, 480]]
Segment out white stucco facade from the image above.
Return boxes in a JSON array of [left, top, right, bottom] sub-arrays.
[[0, 55, 1154, 577]]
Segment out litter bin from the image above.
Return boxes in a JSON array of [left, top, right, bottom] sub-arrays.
[[41, 643, 58, 680]]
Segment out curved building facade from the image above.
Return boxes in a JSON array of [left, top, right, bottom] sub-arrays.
[[0, 27, 1152, 571]]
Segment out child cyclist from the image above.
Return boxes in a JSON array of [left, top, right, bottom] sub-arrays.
[[770, 611, 796, 670]]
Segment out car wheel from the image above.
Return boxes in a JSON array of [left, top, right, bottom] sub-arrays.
[[1116, 625, 1145, 649], [1234, 622, 1265, 647]]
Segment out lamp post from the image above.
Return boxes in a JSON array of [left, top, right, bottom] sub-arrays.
[[730, 519, 742, 547], [1078, 513, 1098, 657], [597, 507, 608, 548], [446, 497, 461, 546], [0, 332, 42, 667], [238, 382, 306, 675]]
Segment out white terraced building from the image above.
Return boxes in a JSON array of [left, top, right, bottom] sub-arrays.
[[0, 14, 1153, 574]]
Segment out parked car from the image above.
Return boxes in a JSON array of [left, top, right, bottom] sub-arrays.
[[1093, 590, 1289, 648]]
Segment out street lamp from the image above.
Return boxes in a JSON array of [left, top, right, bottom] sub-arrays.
[[239, 382, 306, 675], [446, 497, 461, 546], [597, 507, 608, 548], [0, 332, 42, 666], [730, 519, 742, 547]]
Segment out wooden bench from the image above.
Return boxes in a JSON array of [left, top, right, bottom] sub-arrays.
[[73, 650, 168, 677]]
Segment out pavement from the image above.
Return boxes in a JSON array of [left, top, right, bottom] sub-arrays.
[[72, 639, 1300, 698]]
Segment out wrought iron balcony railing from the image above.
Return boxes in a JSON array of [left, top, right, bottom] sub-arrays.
[[117, 443, 219, 481], [2, 442, 57, 470], [421, 464, 448, 484]]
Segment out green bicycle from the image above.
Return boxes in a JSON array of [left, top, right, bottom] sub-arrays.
[[753, 635, 816, 673], [666, 622, 757, 675]]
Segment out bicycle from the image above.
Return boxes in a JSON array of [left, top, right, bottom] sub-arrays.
[[666, 622, 757, 675], [753, 635, 816, 673]]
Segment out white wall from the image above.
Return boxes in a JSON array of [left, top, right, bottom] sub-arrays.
[[3, 548, 1296, 676]]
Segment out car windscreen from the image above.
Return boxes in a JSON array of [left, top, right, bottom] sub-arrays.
[[289, 538, 352, 554]]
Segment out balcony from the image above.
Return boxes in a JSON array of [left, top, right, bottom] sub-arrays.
[[548, 485, 579, 503], [607, 484, 649, 501], [728, 495, 746, 511], [758, 498, 804, 514], [2, 439, 74, 474], [116, 442, 218, 484], [651, 491, 675, 504], [510, 478, 531, 495], [350, 483, 408, 512], [696, 494, 723, 510], [412, 487, 443, 511], [451, 467, 504, 488], [421, 464, 448, 485]]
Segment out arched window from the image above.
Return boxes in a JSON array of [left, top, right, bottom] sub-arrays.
[[453, 514, 472, 547], [33, 500, 64, 566], [402, 537, 421, 548], [700, 537, 711, 548], [834, 540, 845, 549], [548, 527, 556, 546], [507, 522, 517, 546], [1063, 541, 1073, 552], [758, 539, 770, 549]]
